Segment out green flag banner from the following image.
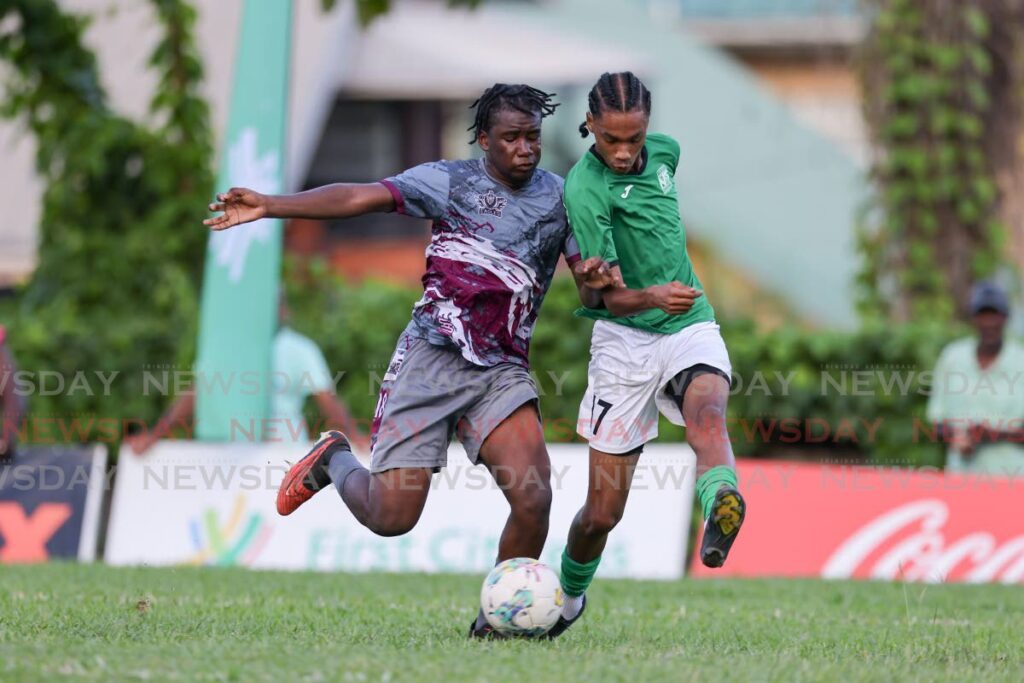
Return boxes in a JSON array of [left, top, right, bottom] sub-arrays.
[[195, 0, 292, 441]]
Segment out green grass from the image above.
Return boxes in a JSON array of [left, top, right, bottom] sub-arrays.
[[1, 564, 1022, 682]]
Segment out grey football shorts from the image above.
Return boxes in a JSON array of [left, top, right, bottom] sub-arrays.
[[368, 332, 540, 473]]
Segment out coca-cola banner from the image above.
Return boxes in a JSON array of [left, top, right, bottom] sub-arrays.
[[690, 460, 1024, 584]]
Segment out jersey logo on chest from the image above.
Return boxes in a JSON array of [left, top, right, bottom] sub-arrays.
[[476, 189, 508, 218]]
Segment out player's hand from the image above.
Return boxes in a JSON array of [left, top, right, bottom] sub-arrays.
[[646, 282, 702, 315], [573, 257, 623, 290], [203, 188, 269, 231]]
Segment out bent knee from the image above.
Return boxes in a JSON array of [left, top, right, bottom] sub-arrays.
[[687, 403, 729, 445], [580, 507, 622, 537], [367, 511, 420, 537], [510, 484, 552, 522]]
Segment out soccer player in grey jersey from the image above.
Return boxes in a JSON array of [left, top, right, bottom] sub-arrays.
[[205, 84, 616, 636]]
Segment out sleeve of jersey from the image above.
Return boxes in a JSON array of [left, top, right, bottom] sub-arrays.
[[379, 161, 450, 219], [563, 232, 582, 267], [564, 180, 617, 266], [669, 136, 682, 174]]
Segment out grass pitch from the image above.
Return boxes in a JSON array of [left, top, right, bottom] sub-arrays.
[[1, 563, 1021, 682]]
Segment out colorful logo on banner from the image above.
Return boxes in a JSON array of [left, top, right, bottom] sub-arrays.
[[0, 503, 72, 562], [690, 460, 1024, 584], [186, 495, 271, 567]]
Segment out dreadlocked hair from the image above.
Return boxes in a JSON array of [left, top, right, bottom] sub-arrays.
[[579, 72, 651, 138], [468, 84, 559, 144]]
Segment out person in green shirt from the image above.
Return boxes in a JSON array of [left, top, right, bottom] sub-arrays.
[[927, 281, 1024, 477], [548, 73, 745, 639]]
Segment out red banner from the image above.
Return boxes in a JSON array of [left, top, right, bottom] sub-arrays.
[[690, 460, 1024, 584]]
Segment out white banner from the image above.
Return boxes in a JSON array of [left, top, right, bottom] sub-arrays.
[[105, 442, 694, 579]]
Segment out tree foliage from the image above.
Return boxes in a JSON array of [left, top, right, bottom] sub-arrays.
[[858, 0, 1024, 322], [320, 0, 481, 25], [0, 0, 213, 441]]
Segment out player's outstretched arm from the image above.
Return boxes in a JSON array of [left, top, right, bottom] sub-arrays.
[[204, 183, 396, 231], [603, 281, 703, 318]]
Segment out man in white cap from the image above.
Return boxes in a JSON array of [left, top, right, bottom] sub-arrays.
[[928, 281, 1024, 476]]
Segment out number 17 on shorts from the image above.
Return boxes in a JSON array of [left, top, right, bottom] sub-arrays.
[[576, 381, 659, 455]]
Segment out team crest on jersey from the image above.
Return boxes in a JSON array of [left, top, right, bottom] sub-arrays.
[[476, 189, 508, 217], [657, 164, 673, 194]]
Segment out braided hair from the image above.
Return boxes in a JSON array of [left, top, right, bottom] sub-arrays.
[[468, 84, 559, 144], [579, 72, 651, 138]]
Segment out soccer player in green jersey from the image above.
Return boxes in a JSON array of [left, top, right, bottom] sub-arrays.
[[547, 72, 746, 638]]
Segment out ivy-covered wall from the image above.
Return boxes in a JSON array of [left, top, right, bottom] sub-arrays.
[[858, 0, 1023, 322]]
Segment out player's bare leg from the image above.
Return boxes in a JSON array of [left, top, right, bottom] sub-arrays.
[[566, 448, 641, 563], [681, 373, 746, 568], [477, 402, 552, 561], [276, 430, 431, 536], [336, 466, 432, 536], [682, 373, 734, 477], [468, 402, 552, 638], [547, 447, 640, 639]]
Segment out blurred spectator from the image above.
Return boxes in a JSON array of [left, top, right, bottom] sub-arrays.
[[1, 325, 26, 462], [928, 281, 1024, 476], [127, 298, 366, 454]]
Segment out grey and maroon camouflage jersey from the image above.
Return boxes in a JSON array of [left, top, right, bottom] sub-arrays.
[[380, 159, 580, 368]]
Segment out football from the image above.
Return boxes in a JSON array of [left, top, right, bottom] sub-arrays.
[[480, 558, 564, 636]]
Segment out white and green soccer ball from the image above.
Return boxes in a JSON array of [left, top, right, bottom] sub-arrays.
[[480, 558, 564, 636]]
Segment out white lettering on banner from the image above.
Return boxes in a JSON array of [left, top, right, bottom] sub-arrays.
[[305, 526, 633, 575], [822, 500, 1024, 584]]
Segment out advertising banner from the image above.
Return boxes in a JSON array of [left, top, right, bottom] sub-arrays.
[[690, 460, 1024, 584], [0, 445, 107, 563], [106, 442, 695, 579]]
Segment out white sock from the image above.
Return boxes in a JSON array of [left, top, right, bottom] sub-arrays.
[[562, 593, 584, 620]]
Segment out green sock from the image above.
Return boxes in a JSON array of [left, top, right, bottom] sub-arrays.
[[560, 549, 601, 598], [696, 466, 738, 519]]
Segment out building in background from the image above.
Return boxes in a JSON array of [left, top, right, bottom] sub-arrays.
[[675, 0, 868, 166], [658, 0, 870, 327], [0, 0, 870, 328]]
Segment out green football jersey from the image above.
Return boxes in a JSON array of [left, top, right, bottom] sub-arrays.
[[564, 132, 714, 334]]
